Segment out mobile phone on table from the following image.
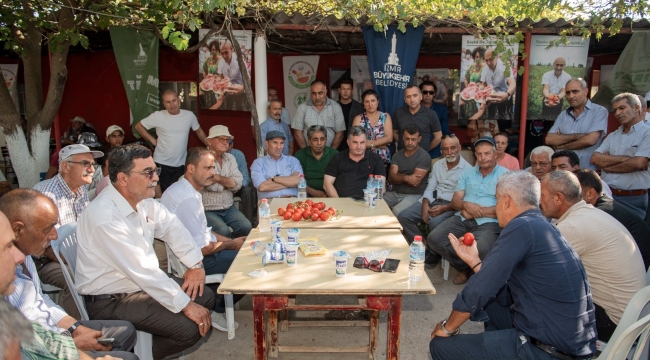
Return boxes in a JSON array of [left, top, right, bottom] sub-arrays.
[[382, 258, 400, 272], [97, 338, 119, 347]]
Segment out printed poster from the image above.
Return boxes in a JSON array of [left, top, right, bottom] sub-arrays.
[[1, 64, 19, 112], [526, 36, 589, 120], [350, 56, 373, 102], [414, 68, 450, 105], [198, 29, 252, 111], [282, 56, 320, 117]]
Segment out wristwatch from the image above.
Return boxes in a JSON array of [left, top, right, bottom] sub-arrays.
[[67, 321, 82, 335], [190, 262, 204, 269], [271, 176, 276, 182], [439, 318, 460, 336]]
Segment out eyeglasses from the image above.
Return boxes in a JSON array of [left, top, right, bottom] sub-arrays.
[[353, 257, 382, 272], [441, 134, 456, 139], [131, 167, 161, 179], [67, 160, 96, 169], [531, 162, 550, 168], [422, 90, 436, 95], [214, 137, 232, 143]]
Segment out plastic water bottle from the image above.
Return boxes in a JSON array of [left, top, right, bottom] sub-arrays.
[[366, 174, 374, 190], [259, 199, 271, 232], [375, 175, 383, 200], [409, 235, 426, 282], [297, 175, 307, 200]]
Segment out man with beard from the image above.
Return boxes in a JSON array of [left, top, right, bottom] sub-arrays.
[[75, 144, 215, 360], [385, 124, 431, 216], [294, 125, 338, 198], [397, 134, 471, 261], [427, 137, 508, 285], [161, 147, 246, 332], [261, 100, 294, 156], [393, 85, 442, 154], [541, 57, 572, 119], [292, 80, 346, 150], [545, 78, 608, 170], [337, 78, 364, 152]]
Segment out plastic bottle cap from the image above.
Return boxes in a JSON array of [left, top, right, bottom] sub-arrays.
[[261, 199, 268, 203], [300, 174, 304, 178], [414, 235, 422, 241], [369, 174, 373, 177]]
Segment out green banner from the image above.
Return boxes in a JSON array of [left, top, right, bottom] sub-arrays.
[[592, 31, 650, 110], [109, 27, 159, 138]]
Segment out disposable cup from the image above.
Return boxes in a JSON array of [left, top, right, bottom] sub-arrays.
[[368, 192, 377, 209], [285, 243, 299, 267], [287, 228, 300, 243], [333, 250, 350, 277]]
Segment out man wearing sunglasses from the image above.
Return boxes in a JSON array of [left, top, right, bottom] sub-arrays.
[[33, 144, 104, 319], [76, 144, 216, 359], [420, 81, 450, 159]]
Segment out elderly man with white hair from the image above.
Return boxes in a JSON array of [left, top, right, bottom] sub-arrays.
[[528, 145, 554, 180]]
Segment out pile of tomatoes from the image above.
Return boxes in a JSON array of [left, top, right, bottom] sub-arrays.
[[277, 199, 340, 222]]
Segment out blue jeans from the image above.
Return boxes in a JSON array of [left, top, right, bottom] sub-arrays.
[[205, 206, 252, 238], [613, 193, 648, 219], [204, 250, 243, 313], [430, 301, 556, 360]]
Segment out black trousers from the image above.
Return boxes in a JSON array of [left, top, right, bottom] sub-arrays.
[[156, 163, 185, 194]]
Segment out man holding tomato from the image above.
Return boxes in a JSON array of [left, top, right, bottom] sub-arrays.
[[251, 131, 303, 199]]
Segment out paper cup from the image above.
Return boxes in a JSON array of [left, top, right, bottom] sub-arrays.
[[270, 220, 282, 240], [287, 228, 300, 243], [285, 243, 299, 267], [333, 250, 350, 277], [368, 192, 377, 208]]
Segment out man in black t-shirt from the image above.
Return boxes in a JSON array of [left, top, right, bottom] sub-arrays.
[[337, 78, 364, 151]]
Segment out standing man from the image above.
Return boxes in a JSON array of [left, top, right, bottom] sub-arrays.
[[427, 137, 508, 285], [385, 124, 431, 216], [268, 87, 291, 125], [251, 131, 303, 199], [420, 81, 450, 158], [323, 126, 386, 199], [429, 171, 596, 360], [545, 78, 608, 170], [200, 126, 251, 239], [540, 171, 645, 341], [591, 92, 650, 218], [261, 99, 294, 156], [397, 134, 471, 250], [337, 78, 364, 152], [541, 57, 572, 119], [136, 89, 208, 193], [292, 80, 346, 150], [393, 85, 442, 155], [76, 144, 215, 360], [294, 125, 338, 198]]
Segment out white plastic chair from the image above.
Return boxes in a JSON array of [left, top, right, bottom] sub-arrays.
[[597, 314, 650, 360], [50, 225, 154, 360], [165, 244, 236, 340], [597, 286, 650, 359]]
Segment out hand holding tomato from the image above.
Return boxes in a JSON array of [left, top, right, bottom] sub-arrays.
[[462, 232, 475, 246]]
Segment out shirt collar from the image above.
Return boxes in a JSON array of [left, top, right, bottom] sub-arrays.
[[566, 100, 594, 116], [556, 200, 589, 225], [265, 116, 281, 123], [621, 121, 645, 134], [104, 183, 138, 217], [265, 153, 286, 162], [306, 98, 332, 107]]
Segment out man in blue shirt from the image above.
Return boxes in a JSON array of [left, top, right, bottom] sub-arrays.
[[261, 99, 294, 155], [429, 171, 597, 360], [427, 137, 508, 285], [251, 131, 303, 199]]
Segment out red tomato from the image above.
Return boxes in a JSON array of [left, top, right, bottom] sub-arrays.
[[287, 203, 294, 210], [311, 213, 320, 221], [278, 207, 286, 216], [327, 207, 336, 213], [319, 212, 330, 221], [463, 232, 475, 246], [292, 213, 303, 222], [302, 211, 310, 220], [297, 201, 304, 206], [304, 210, 312, 218], [283, 212, 292, 220], [318, 202, 327, 210], [306, 199, 314, 206], [327, 209, 335, 216]]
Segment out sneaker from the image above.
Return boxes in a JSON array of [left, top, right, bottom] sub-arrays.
[[210, 311, 239, 332]]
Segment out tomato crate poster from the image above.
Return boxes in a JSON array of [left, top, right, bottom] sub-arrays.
[[526, 36, 589, 120], [282, 56, 320, 117], [198, 29, 252, 111], [458, 35, 519, 131]]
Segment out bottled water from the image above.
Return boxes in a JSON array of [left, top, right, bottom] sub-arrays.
[[366, 174, 374, 190], [409, 235, 426, 282], [259, 199, 271, 232], [297, 175, 307, 200], [375, 175, 383, 200]]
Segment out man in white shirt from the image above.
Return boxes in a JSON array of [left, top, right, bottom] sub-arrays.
[[161, 146, 246, 331], [0, 189, 138, 359], [541, 57, 572, 119], [217, 40, 246, 110], [135, 89, 208, 193], [75, 144, 214, 360]]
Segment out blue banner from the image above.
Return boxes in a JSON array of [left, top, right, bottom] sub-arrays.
[[362, 25, 424, 117]]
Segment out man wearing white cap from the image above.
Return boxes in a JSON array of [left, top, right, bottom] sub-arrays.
[[33, 144, 104, 318], [105, 125, 124, 148], [62, 116, 96, 146]]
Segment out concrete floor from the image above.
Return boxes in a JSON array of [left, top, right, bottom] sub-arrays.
[[184, 265, 484, 360]]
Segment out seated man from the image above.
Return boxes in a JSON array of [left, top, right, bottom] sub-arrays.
[[429, 171, 596, 360], [540, 170, 646, 341], [200, 125, 251, 238], [294, 125, 338, 198], [261, 99, 294, 155], [385, 124, 431, 216], [251, 131, 303, 199], [75, 144, 215, 360], [161, 147, 246, 331], [34, 144, 104, 319], [0, 189, 137, 360], [323, 126, 386, 198], [528, 145, 553, 180], [551, 149, 613, 197], [228, 139, 256, 225], [397, 134, 471, 252], [427, 137, 508, 285], [574, 168, 650, 269]]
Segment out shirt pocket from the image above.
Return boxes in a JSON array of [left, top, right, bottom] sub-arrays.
[[465, 181, 480, 195], [323, 116, 335, 128], [625, 145, 638, 157]]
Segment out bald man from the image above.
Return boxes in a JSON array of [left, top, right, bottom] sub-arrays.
[[541, 57, 572, 119]]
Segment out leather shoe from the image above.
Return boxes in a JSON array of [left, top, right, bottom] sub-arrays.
[[453, 270, 470, 285]]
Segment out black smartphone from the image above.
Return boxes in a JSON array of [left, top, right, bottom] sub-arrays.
[[382, 258, 400, 273], [97, 338, 119, 347]]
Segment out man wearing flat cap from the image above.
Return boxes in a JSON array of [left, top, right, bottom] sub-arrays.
[[251, 130, 303, 199]]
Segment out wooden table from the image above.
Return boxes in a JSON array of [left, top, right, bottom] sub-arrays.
[[268, 197, 402, 230], [218, 228, 435, 359]]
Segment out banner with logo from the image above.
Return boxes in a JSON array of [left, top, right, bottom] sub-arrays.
[[458, 35, 519, 129], [1, 64, 19, 111], [198, 29, 252, 111], [282, 56, 319, 117], [350, 56, 373, 102], [526, 36, 589, 120], [362, 25, 424, 117], [592, 31, 650, 109], [109, 27, 159, 137]]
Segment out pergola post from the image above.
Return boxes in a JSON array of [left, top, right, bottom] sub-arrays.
[[518, 32, 532, 168], [253, 31, 268, 158]]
